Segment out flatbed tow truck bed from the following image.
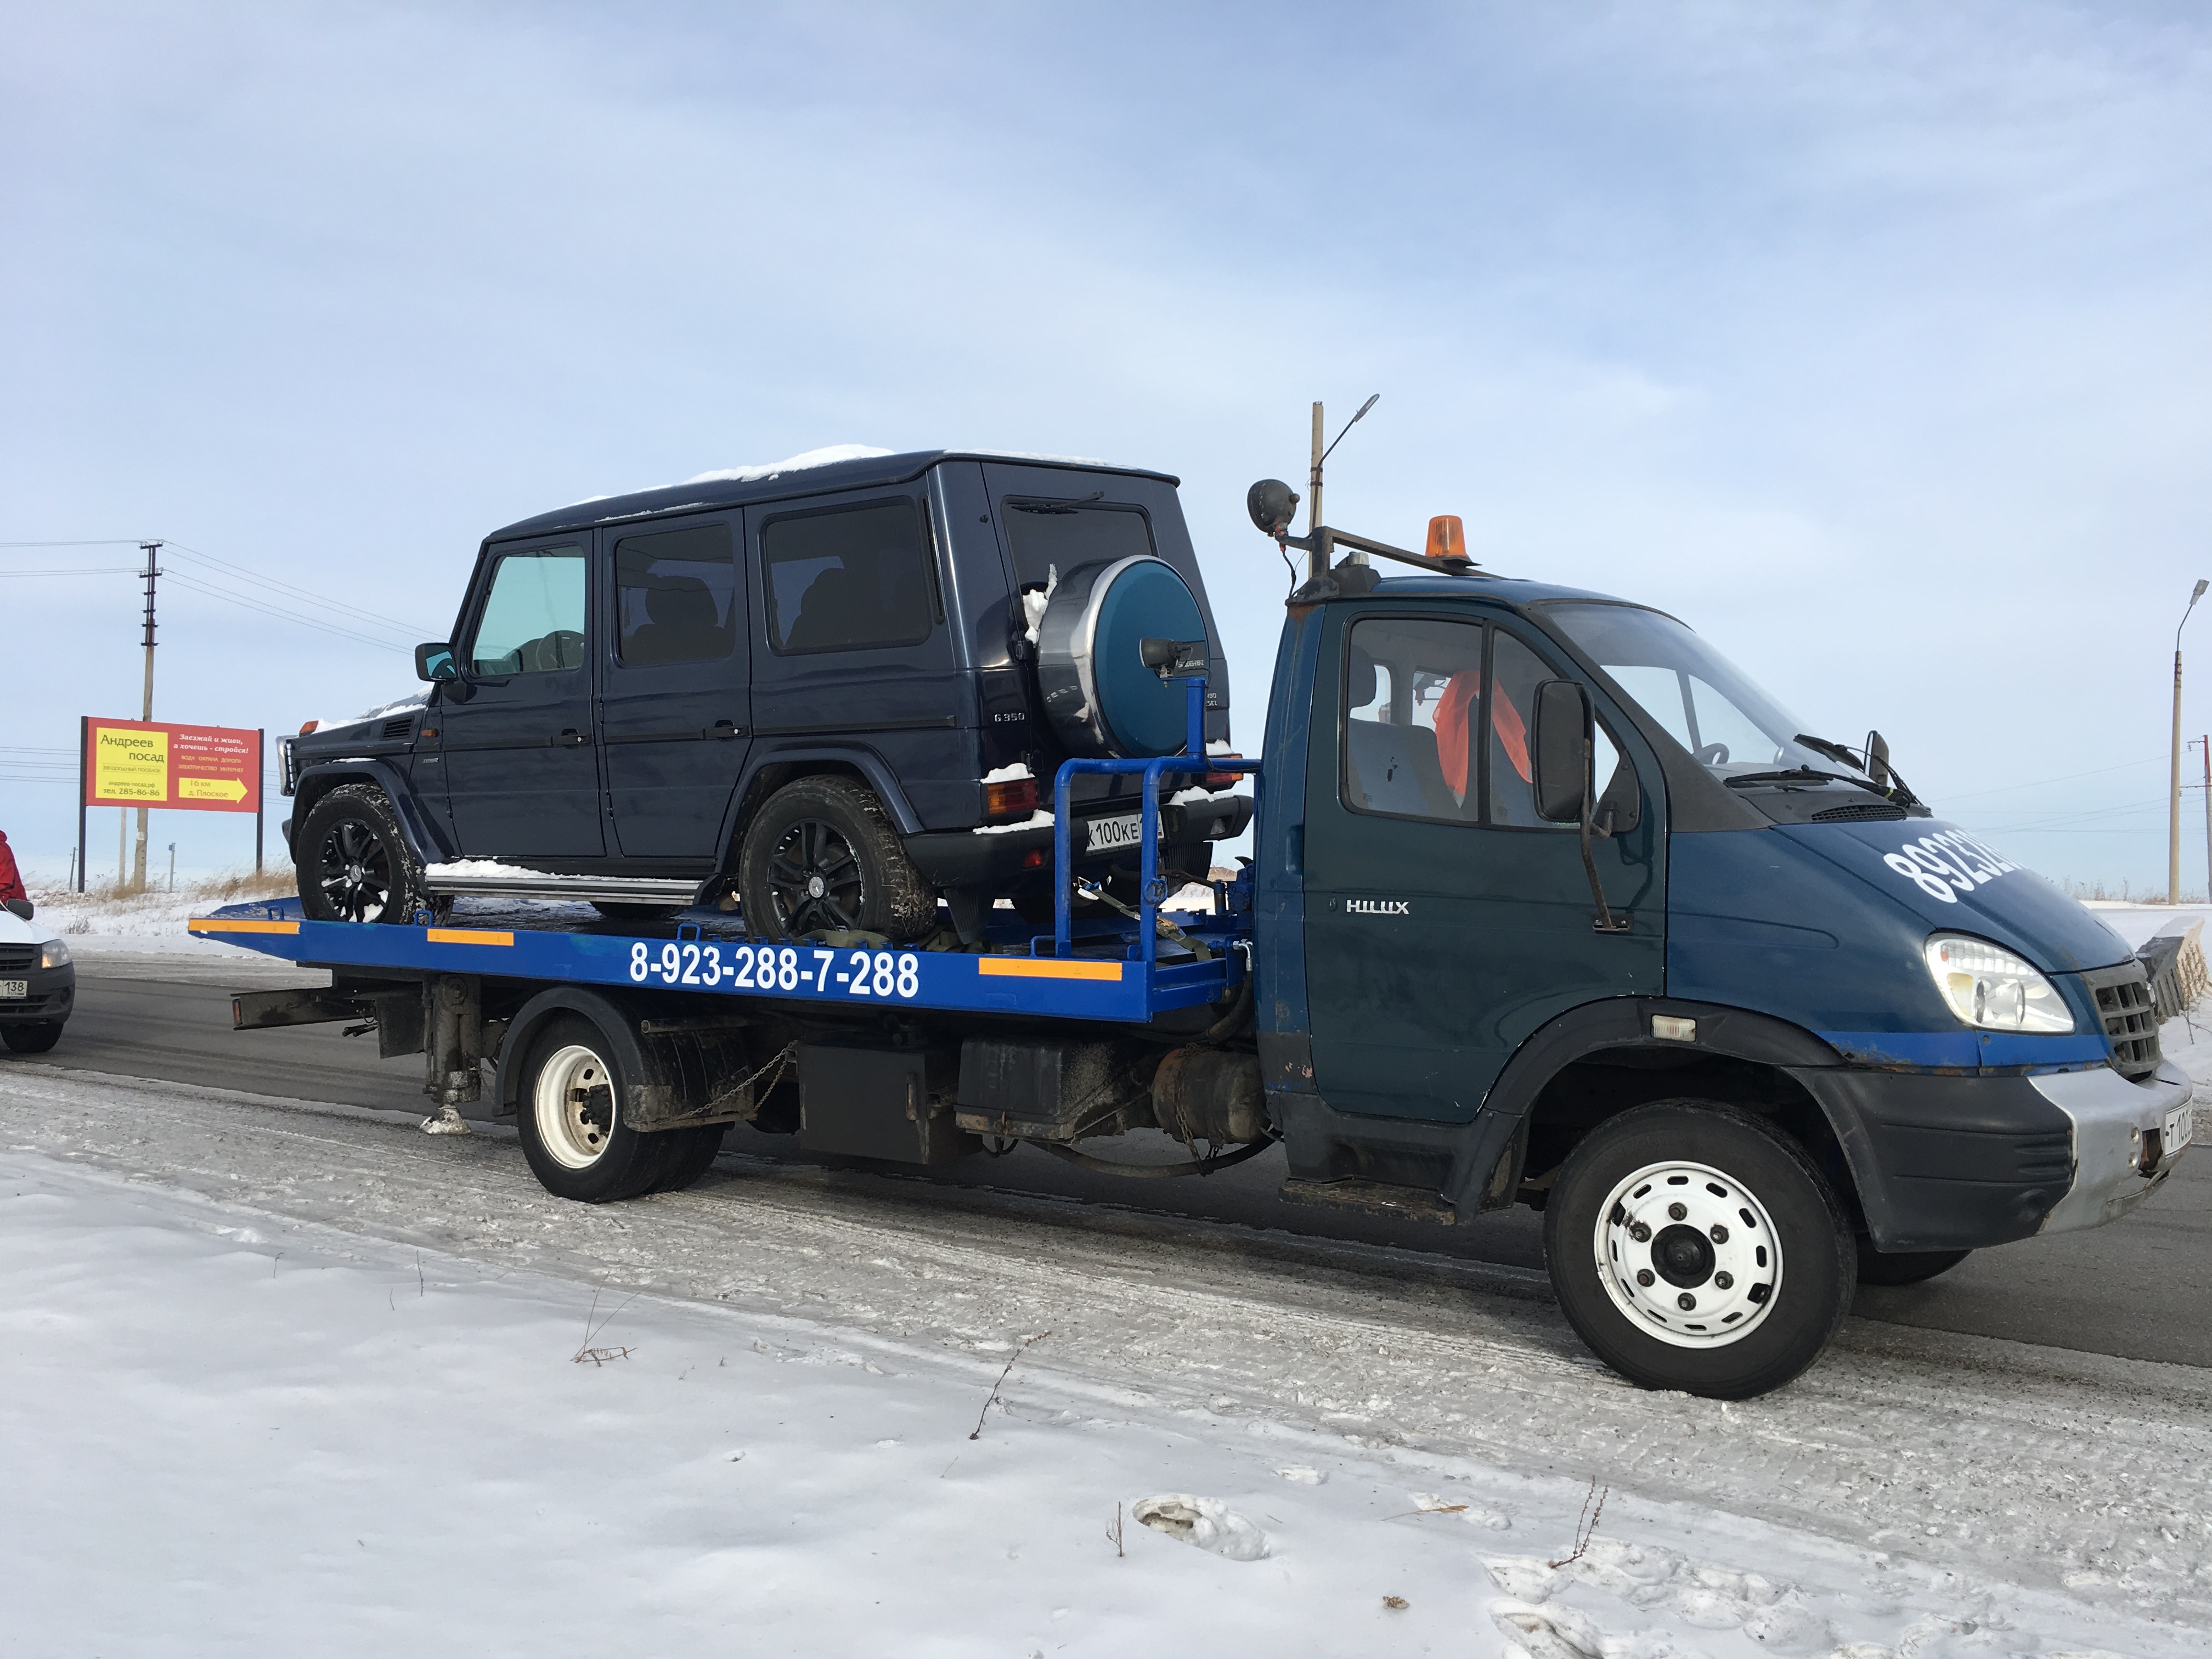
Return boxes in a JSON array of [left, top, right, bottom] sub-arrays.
[[188, 893, 1250, 1024]]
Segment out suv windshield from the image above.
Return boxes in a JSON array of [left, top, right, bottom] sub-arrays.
[[1542, 602, 1872, 785]]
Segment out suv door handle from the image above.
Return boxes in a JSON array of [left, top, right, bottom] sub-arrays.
[[552, 730, 591, 747], [699, 722, 746, 739]]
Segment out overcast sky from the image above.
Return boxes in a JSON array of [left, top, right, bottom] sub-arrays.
[[4, 1, 2209, 890]]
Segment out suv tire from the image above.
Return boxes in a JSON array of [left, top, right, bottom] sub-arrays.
[[737, 776, 936, 942], [297, 783, 433, 924], [1543, 1099, 1855, 1400]]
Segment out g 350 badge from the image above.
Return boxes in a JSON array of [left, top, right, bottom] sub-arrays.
[[1881, 830, 2017, 904]]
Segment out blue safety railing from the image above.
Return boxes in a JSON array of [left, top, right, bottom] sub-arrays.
[[1048, 672, 1262, 972]]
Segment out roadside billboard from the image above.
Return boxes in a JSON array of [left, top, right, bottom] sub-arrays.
[[77, 716, 267, 890], [82, 718, 262, 813]]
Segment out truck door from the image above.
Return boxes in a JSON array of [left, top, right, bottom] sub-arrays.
[[439, 539, 606, 859], [598, 514, 752, 860], [1302, 606, 1663, 1120]]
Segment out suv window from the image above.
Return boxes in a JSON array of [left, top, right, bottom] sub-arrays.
[[616, 523, 735, 666], [1001, 499, 1154, 588], [761, 499, 933, 654], [471, 546, 586, 674]]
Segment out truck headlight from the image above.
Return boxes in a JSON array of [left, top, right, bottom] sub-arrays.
[[1923, 934, 2071, 1034], [38, 940, 71, 970]]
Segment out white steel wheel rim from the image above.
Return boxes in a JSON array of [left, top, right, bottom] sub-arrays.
[[1592, 1158, 1785, 1350], [534, 1044, 617, 1170]]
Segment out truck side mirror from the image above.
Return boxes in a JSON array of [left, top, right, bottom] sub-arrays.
[[3, 898, 32, 921], [1532, 679, 1593, 824], [415, 642, 458, 683]]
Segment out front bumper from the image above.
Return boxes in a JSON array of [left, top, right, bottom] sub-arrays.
[[2033, 1059, 2193, 1234], [0, 963, 75, 1024], [1793, 1059, 2192, 1252]]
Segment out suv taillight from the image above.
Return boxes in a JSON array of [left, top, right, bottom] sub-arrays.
[[1204, 753, 1243, 789], [985, 777, 1039, 818]]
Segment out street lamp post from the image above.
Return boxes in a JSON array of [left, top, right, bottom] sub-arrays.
[[2172, 579, 2209, 904]]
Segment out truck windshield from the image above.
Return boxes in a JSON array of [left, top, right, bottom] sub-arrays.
[[1542, 602, 1872, 783]]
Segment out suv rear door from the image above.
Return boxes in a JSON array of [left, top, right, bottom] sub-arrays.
[[598, 512, 751, 861]]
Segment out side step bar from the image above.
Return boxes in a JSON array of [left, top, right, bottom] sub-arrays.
[[1279, 1177, 1457, 1225], [419, 870, 704, 907]]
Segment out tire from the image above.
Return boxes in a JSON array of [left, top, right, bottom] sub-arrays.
[[296, 783, 428, 924], [1857, 1245, 1972, 1286], [1543, 1099, 1855, 1400], [1, 1022, 63, 1054], [648, 1125, 727, 1193], [737, 776, 936, 942], [513, 1014, 677, 1203]]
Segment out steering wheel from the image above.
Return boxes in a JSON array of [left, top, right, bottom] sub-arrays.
[[1694, 742, 1730, 766], [543, 630, 586, 671]]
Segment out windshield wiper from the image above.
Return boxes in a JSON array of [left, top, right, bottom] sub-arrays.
[[1723, 767, 1865, 789], [1793, 733, 1866, 770]]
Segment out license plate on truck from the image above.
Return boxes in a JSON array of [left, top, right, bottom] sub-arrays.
[[2165, 1103, 2195, 1155], [1085, 812, 1144, 854], [0, 980, 25, 1000]]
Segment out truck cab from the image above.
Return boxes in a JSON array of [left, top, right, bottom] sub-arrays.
[[1255, 557, 2188, 1395]]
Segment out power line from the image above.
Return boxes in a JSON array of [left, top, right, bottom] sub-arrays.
[[163, 540, 430, 637], [161, 570, 416, 652], [0, 567, 144, 577]]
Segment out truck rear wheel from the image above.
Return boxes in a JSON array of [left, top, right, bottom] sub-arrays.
[[515, 1014, 680, 1203], [737, 776, 936, 943], [296, 783, 429, 925], [1543, 1100, 1854, 1400]]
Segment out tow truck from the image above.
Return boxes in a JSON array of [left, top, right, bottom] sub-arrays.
[[193, 463, 2192, 1399]]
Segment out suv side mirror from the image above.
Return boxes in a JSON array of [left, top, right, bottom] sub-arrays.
[[1532, 679, 1593, 824], [3, 898, 32, 921], [415, 642, 458, 683]]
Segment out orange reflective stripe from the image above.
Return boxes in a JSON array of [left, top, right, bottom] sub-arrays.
[[187, 918, 300, 935], [977, 956, 1124, 983], [426, 928, 515, 947]]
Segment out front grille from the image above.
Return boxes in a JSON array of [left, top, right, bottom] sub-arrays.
[[379, 717, 415, 741], [2081, 961, 2162, 1083], [1812, 802, 1907, 822], [0, 944, 36, 972]]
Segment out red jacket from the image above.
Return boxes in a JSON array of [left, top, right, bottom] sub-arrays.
[[0, 832, 23, 904]]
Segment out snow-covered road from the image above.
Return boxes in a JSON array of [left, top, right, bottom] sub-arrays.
[[3, 1065, 2208, 1655]]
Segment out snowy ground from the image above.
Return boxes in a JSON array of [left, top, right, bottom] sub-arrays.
[[4, 1070, 2209, 1656]]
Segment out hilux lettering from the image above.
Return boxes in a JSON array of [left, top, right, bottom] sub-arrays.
[[1346, 899, 1410, 915]]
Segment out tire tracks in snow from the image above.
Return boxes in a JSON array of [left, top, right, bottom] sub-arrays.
[[6, 1064, 2210, 1623]]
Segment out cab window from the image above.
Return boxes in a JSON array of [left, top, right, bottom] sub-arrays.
[[761, 499, 934, 654], [470, 546, 586, 675], [1343, 617, 1627, 828], [1342, 618, 1482, 821], [616, 524, 735, 667]]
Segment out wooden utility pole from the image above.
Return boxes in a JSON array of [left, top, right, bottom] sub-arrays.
[[132, 541, 161, 894]]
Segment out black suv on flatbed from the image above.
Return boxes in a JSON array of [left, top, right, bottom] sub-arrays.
[[281, 450, 1250, 940]]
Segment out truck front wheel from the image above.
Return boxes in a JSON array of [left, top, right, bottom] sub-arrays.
[[1543, 1100, 1854, 1400]]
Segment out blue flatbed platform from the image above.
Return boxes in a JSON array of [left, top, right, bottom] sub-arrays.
[[189, 894, 1251, 1024]]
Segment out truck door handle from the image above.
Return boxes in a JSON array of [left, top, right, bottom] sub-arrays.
[[552, 731, 591, 747], [699, 722, 746, 740]]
